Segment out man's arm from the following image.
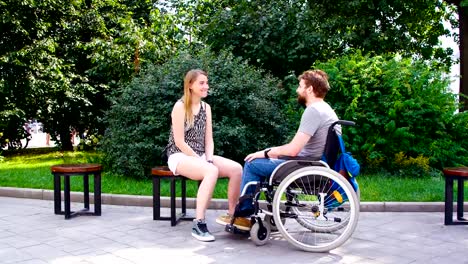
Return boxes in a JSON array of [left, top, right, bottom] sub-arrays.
[[244, 131, 311, 162], [244, 106, 321, 162], [269, 132, 311, 158]]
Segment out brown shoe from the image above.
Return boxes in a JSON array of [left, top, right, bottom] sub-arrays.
[[216, 214, 251, 231], [216, 214, 231, 225], [232, 216, 251, 231]]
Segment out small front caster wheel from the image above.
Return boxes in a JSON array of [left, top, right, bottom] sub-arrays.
[[250, 221, 271, 246]]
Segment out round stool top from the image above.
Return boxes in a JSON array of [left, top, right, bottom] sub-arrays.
[[443, 167, 468, 177], [151, 166, 174, 176], [51, 163, 102, 173]]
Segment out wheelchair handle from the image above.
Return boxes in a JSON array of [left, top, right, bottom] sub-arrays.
[[332, 120, 355, 127]]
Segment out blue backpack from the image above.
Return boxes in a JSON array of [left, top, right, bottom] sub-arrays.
[[334, 135, 360, 191], [324, 134, 360, 208]]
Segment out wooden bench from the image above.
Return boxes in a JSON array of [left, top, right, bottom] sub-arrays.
[[152, 166, 199, 226], [443, 167, 468, 225], [51, 163, 102, 219]]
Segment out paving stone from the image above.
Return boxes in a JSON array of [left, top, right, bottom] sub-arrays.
[[2, 196, 468, 264]]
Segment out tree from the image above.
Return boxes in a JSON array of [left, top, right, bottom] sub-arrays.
[[0, 0, 186, 150], [444, 0, 468, 111], [187, 0, 456, 78]]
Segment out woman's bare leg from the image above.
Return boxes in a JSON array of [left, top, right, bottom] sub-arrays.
[[176, 156, 219, 220], [213, 155, 242, 215]]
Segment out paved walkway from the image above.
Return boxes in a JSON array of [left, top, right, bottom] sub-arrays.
[[1, 197, 467, 264]]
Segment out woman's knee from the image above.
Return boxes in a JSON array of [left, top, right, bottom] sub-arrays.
[[202, 165, 219, 181], [208, 164, 219, 176], [231, 163, 242, 178]]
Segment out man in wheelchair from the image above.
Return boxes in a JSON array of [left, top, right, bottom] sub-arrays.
[[216, 69, 341, 231]]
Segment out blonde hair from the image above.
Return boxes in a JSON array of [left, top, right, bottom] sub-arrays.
[[182, 69, 207, 128]]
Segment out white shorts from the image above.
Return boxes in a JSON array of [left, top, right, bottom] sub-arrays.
[[167, 152, 206, 175]]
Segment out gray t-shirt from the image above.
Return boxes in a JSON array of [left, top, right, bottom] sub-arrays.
[[297, 101, 339, 158]]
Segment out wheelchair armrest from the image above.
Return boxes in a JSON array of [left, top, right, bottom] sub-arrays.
[[278, 155, 321, 161]]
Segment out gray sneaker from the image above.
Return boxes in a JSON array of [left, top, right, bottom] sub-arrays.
[[192, 219, 215, 242]]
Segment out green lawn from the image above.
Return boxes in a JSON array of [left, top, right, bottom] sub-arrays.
[[0, 150, 461, 201]]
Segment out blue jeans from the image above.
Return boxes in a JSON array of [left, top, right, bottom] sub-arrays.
[[238, 158, 287, 214]]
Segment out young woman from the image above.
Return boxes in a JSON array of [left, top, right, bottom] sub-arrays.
[[165, 69, 243, 242]]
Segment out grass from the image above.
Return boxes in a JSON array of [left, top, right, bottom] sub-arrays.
[[0, 150, 464, 201]]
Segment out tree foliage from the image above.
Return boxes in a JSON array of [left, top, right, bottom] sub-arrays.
[[185, 0, 456, 78], [0, 0, 186, 150], [101, 48, 288, 178], [314, 50, 467, 176]]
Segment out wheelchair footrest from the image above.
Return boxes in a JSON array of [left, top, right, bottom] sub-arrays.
[[280, 212, 298, 219], [284, 202, 305, 207], [225, 224, 249, 235]]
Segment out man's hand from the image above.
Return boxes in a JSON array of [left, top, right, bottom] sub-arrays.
[[244, 151, 264, 162]]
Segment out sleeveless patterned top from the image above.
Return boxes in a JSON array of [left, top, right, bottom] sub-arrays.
[[166, 101, 206, 157]]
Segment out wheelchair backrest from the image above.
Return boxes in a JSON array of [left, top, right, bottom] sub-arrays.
[[322, 120, 355, 169]]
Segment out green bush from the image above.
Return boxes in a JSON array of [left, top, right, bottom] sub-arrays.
[[315, 50, 467, 176], [101, 49, 288, 178], [77, 131, 102, 151]]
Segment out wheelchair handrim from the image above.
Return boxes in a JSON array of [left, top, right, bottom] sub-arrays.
[[272, 167, 360, 252]]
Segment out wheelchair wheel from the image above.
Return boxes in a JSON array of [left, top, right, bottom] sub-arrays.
[[292, 188, 355, 233], [272, 166, 359, 252], [250, 221, 271, 246]]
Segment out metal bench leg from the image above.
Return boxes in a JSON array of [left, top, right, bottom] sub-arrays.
[[53, 174, 61, 214], [153, 176, 161, 220], [182, 178, 187, 215], [151, 170, 196, 225], [64, 175, 71, 220], [457, 178, 465, 220], [83, 174, 89, 210], [94, 172, 101, 216], [170, 177, 177, 226], [445, 176, 454, 225]]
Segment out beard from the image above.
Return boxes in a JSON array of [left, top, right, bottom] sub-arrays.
[[297, 94, 307, 107]]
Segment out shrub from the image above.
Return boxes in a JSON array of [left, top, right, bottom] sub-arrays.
[[393, 152, 432, 178], [77, 131, 102, 151], [315, 50, 468, 175], [101, 49, 288, 178]]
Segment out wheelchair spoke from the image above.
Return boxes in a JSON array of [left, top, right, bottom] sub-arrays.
[[273, 167, 359, 252]]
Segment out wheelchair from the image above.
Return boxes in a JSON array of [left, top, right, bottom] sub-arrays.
[[225, 120, 360, 253]]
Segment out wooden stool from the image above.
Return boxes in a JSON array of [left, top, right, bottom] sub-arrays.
[[443, 167, 468, 225], [51, 164, 102, 219], [152, 166, 198, 226]]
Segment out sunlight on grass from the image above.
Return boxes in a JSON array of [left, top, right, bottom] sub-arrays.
[[0, 151, 458, 201], [0, 150, 229, 198]]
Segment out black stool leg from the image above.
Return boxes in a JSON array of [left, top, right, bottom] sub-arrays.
[[445, 176, 454, 225], [181, 178, 187, 215], [457, 178, 465, 220], [94, 172, 101, 216], [53, 174, 61, 214], [83, 173, 89, 210], [153, 177, 161, 220], [170, 177, 177, 226], [64, 175, 71, 219]]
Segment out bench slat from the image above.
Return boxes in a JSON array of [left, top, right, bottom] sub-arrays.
[[152, 166, 174, 177], [443, 167, 468, 177]]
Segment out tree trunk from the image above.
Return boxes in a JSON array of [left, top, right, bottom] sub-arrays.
[[445, 0, 467, 111], [459, 4, 468, 111], [59, 130, 73, 151]]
